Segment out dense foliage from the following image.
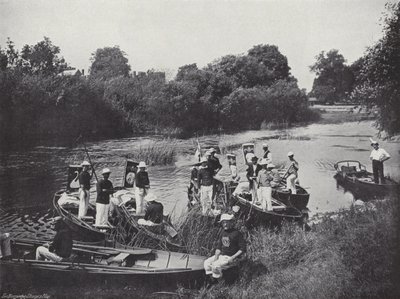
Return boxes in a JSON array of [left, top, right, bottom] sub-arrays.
[[0, 39, 318, 149]]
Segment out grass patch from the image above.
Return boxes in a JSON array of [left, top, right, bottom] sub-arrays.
[[183, 196, 400, 298], [125, 138, 177, 166]]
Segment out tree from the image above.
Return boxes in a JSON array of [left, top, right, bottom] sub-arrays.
[[89, 46, 131, 79], [310, 49, 353, 104], [19, 37, 68, 75], [351, 3, 400, 135]]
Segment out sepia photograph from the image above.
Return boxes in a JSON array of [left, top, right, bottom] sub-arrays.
[[0, 0, 399, 298]]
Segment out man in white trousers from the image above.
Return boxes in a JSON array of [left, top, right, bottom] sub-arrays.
[[95, 168, 114, 226]]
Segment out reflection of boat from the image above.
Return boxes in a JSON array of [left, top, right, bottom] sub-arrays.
[[334, 160, 399, 198], [2, 238, 205, 291]]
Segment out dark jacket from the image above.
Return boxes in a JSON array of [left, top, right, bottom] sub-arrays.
[[79, 170, 91, 190], [136, 171, 150, 189], [198, 166, 214, 187], [144, 201, 164, 224], [96, 179, 113, 204], [216, 228, 246, 257], [49, 228, 73, 258], [208, 156, 222, 174], [246, 164, 262, 188]]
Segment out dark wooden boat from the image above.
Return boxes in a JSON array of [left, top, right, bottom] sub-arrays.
[[1, 238, 205, 291], [334, 160, 399, 198], [231, 189, 305, 228]]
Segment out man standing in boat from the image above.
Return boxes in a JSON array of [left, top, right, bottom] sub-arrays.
[[262, 144, 272, 164], [36, 216, 72, 262], [78, 161, 92, 219], [95, 168, 114, 226], [257, 160, 277, 211], [246, 155, 262, 204], [207, 148, 222, 175], [369, 140, 391, 184], [204, 213, 246, 280], [135, 161, 150, 215], [198, 157, 214, 215], [286, 152, 299, 194]]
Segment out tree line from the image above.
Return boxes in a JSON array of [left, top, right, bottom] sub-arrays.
[[310, 2, 400, 135], [0, 39, 318, 149]]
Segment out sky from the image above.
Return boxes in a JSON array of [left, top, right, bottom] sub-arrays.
[[0, 0, 394, 91]]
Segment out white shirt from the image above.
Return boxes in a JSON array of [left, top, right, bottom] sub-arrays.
[[370, 148, 390, 161]]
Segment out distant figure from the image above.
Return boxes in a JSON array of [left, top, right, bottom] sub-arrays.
[[138, 194, 164, 226], [369, 140, 391, 184], [78, 161, 92, 219], [262, 144, 272, 164], [95, 168, 114, 226], [204, 214, 246, 280], [257, 160, 276, 211], [0, 231, 12, 260], [207, 148, 222, 175], [198, 157, 214, 215], [246, 156, 262, 203], [135, 161, 150, 215], [36, 216, 72, 262], [286, 152, 299, 194]]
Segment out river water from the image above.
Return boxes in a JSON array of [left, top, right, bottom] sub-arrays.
[[1, 120, 399, 239]]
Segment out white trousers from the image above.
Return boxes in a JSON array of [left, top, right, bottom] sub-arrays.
[[259, 186, 273, 211], [95, 203, 109, 226], [287, 174, 297, 194], [204, 255, 234, 278], [36, 246, 63, 262], [200, 185, 213, 215], [135, 187, 148, 215], [0, 233, 11, 258], [78, 189, 90, 218]]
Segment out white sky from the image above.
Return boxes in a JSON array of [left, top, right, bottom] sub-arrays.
[[0, 0, 394, 91]]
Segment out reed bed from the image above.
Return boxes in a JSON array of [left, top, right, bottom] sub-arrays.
[[126, 138, 177, 166]]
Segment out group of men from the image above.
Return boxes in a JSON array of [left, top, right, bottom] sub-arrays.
[[77, 160, 163, 227], [246, 144, 299, 211]]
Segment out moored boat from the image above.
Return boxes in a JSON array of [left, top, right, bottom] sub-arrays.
[[1, 238, 206, 291], [334, 160, 399, 198]]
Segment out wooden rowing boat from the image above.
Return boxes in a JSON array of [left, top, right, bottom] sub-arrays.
[[334, 160, 399, 199], [1, 238, 206, 291]]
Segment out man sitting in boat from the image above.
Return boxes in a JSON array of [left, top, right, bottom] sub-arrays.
[[198, 157, 214, 215], [246, 155, 262, 203], [262, 144, 272, 164], [36, 216, 72, 262], [138, 194, 164, 226], [369, 140, 391, 184], [135, 161, 150, 215], [95, 168, 114, 227], [0, 231, 12, 260], [286, 152, 299, 194], [204, 214, 246, 280]]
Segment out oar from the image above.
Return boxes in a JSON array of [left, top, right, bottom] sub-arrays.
[[83, 142, 98, 182]]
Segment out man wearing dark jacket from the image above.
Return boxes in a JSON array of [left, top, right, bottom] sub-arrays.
[[246, 156, 262, 203], [36, 216, 72, 262]]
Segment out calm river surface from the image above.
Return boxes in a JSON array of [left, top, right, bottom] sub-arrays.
[[1, 120, 399, 239]]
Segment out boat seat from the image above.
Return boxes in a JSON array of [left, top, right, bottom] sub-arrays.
[[107, 253, 130, 265], [81, 216, 94, 224], [341, 166, 357, 174]]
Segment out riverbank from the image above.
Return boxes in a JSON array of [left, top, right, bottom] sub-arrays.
[[188, 195, 400, 299]]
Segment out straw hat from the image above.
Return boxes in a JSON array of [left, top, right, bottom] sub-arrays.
[[262, 143, 268, 148], [81, 161, 90, 166], [102, 168, 111, 174], [287, 151, 294, 157], [138, 161, 147, 168], [209, 148, 217, 153], [146, 194, 157, 202]]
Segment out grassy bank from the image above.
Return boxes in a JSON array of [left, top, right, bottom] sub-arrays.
[[183, 196, 399, 299]]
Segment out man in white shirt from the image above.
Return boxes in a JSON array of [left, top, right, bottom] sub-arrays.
[[369, 140, 391, 184]]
